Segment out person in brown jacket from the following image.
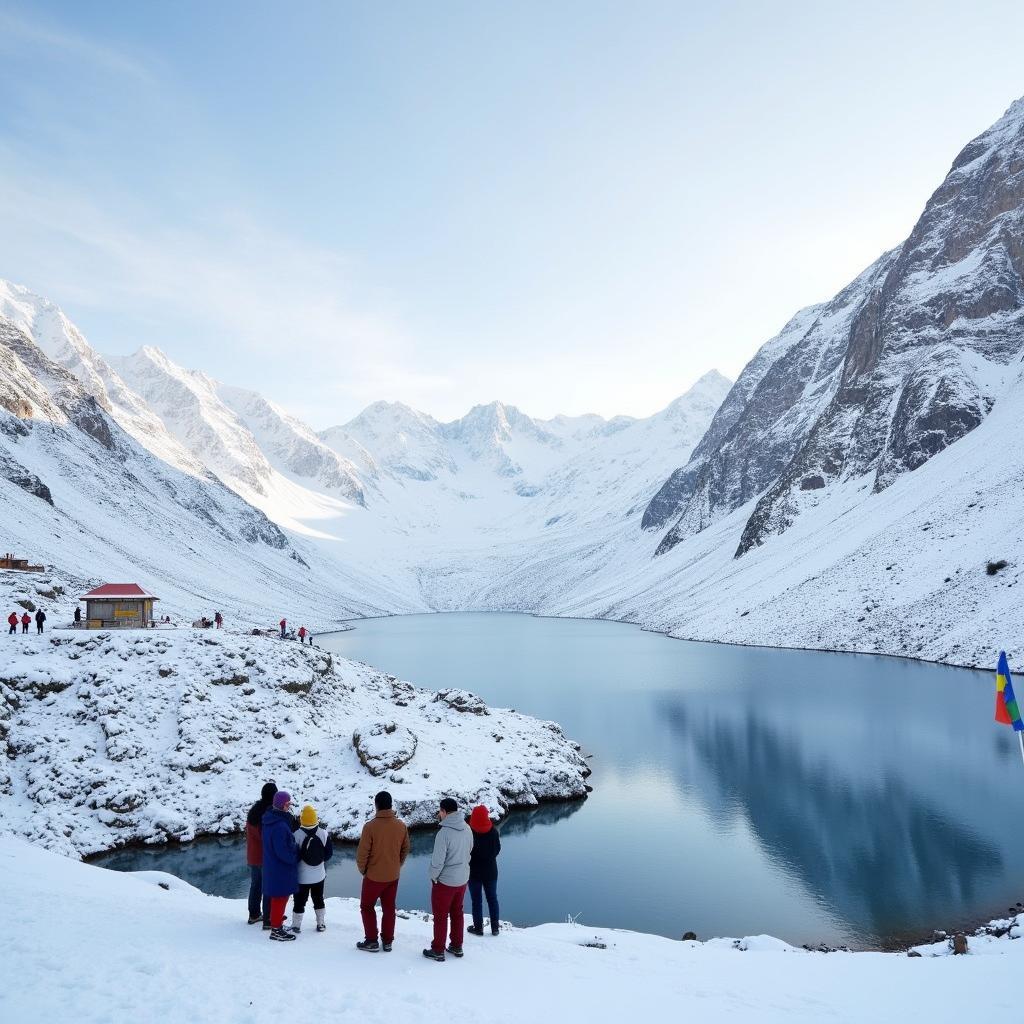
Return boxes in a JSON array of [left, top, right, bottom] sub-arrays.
[[355, 790, 410, 952]]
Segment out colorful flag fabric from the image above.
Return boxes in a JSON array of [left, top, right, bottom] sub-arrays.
[[995, 651, 1024, 731]]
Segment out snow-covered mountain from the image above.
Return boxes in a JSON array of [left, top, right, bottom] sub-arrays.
[[3, 96, 1024, 668], [646, 96, 1024, 558], [0, 310, 414, 629], [0, 279, 729, 626]]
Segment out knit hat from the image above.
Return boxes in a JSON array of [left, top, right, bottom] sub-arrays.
[[272, 790, 291, 810], [299, 804, 318, 827], [469, 805, 492, 833]]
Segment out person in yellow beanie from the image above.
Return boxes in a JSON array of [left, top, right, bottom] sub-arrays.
[[290, 803, 333, 933]]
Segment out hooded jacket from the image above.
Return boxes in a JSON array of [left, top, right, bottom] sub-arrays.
[[469, 827, 501, 882], [261, 806, 299, 897], [429, 813, 473, 887]]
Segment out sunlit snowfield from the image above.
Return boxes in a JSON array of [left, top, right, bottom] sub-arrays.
[[98, 614, 1018, 948]]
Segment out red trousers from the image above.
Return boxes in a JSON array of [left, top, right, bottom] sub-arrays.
[[430, 881, 467, 952], [360, 877, 399, 942], [269, 895, 289, 928]]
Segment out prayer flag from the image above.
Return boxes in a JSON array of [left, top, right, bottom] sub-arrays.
[[995, 651, 1024, 731]]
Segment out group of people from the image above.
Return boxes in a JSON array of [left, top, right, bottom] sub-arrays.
[[277, 618, 313, 644], [7, 608, 46, 634], [246, 783, 501, 962]]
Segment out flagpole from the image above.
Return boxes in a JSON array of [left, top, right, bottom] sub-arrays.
[[1018, 731, 1024, 768]]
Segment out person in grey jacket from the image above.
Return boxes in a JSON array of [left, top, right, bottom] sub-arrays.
[[422, 797, 473, 962]]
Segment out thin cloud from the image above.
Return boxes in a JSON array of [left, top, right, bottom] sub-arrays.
[[0, 9, 154, 81]]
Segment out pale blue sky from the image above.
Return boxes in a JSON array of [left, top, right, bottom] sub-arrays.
[[1, 1, 1022, 426]]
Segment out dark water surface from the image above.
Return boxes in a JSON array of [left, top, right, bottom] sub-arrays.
[[94, 613, 1024, 947]]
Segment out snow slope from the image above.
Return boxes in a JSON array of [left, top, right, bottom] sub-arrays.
[[2, 836, 1020, 1023], [0, 316, 419, 631], [0, 629, 589, 858]]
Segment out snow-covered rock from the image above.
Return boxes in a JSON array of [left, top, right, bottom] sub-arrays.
[[0, 629, 589, 857]]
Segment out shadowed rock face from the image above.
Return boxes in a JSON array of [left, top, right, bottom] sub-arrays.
[[649, 97, 1024, 558]]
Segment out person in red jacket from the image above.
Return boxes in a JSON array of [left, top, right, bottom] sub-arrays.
[[7, 612, 17, 635], [279, 617, 287, 639], [246, 781, 278, 927], [20, 612, 31, 634], [298, 626, 307, 644]]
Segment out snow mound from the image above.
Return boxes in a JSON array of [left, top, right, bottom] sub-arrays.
[[0, 630, 590, 857]]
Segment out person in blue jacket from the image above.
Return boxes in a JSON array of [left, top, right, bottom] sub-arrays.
[[261, 790, 299, 941]]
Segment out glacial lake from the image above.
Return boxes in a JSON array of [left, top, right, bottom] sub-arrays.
[[93, 613, 1024, 948]]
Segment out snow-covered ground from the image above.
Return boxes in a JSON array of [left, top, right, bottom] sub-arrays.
[[0, 629, 589, 857], [2, 835, 1019, 1023]]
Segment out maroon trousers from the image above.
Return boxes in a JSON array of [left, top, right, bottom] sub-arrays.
[[360, 877, 399, 942], [269, 895, 289, 929], [430, 881, 467, 952]]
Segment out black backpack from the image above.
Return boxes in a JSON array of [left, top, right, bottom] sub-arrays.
[[300, 829, 326, 867]]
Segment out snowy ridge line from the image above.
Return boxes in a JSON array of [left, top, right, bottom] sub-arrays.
[[0, 629, 590, 859], [2, 835, 1021, 1022]]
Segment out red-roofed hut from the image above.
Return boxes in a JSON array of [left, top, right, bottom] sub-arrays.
[[79, 583, 160, 629]]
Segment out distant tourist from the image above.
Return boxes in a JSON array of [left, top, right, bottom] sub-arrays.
[[423, 797, 473, 962], [74, 606, 82, 625], [291, 804, 333, 934], [355, 790, 410, 952], [214, 611, 223, 629], [279, 617, 287, 639], [246, 781, 277, 927], [261, 790, 299, 941], [34, 609, 46, 634], [467, 805, 501, 936], [20, 611, 30, 634], [298, 626, 307, 644], [6, 612, 16, 635]]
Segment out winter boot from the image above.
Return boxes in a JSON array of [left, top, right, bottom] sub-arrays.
[[247, 914, 262, 925], [446, 944, 464, 958], [467, 924, 484, 936], [289, 912, 303, 934], [422, 947, 445, 962], [315, 908, 326, 933], [491, 920, 500, 935], [270, 927, 296, 942], [356, 939, 380, 952]]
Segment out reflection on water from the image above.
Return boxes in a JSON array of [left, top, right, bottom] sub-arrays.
[[94, 613, 1024, 947], [661, 700, 1003, 942]]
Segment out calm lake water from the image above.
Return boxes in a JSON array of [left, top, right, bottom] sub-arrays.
[[94, 613, 1024, 948]]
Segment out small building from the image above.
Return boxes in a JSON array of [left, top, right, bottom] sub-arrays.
[[79, 583, 160, 629], [0, 553, 44, 572]]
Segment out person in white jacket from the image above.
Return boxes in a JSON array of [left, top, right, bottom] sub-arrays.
[[291, 804, 333, 933]]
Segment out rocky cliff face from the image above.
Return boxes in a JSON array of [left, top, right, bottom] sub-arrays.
[[649, 97, 1024, 558]]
